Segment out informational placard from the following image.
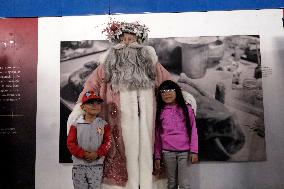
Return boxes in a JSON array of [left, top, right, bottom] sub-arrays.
[[0, 18, 38, 189]]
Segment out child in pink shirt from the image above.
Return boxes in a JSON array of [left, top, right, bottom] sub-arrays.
[[154, 80, 198, 189]]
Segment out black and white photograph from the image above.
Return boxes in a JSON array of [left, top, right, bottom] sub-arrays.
[[60, 35, 265, 163]]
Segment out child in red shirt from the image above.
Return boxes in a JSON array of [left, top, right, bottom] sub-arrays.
[[67, 91, 111, 189]]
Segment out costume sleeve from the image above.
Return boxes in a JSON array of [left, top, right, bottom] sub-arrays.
[[77, 64, 105, 102], [182, 91, 197, 115], [155, 63, 172, 87], [188, 105, 198, 154], [154, 126, 162, 159], [96, 124, 112, 157], [67, 125, 85, 158]]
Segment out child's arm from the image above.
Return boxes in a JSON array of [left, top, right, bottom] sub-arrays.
[[153, 126, 162, 174], [96, 124, 112, 157], [67, 125, 85, 158], [154, 126, 162, 160]]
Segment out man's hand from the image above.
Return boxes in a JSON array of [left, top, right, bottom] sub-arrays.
[[189, 153, 199, 164]]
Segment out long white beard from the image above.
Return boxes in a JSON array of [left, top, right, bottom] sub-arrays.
[[103, 42, 156, 92]]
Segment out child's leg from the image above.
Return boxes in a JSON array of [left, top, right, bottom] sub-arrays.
[[177, 152, 191, 189], [72, 165, 88, 189], [163, 151, 178, 189], [86, 165, 103, 189]]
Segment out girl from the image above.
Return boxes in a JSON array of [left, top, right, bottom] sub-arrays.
[[154, 80, 198, 189]]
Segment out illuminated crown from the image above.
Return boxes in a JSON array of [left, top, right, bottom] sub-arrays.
[[102, 21, 149, 44]]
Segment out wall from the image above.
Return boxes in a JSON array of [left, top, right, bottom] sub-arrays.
[[36, 9, 284, 189], [1, 0, 283, 17]]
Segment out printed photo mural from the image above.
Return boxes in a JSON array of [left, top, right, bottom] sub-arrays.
[[60, 35, 265, 162], [0, 18, 38, 189]]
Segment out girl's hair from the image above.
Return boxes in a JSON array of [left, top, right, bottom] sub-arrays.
[[156, 80, 192, 139]]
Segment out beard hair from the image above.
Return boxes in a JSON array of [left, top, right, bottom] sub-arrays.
[[104, 42, 156, 92]]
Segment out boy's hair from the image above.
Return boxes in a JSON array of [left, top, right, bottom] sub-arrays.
[[156, 80, 192, 140]]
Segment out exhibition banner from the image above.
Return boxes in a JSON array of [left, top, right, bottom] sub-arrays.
[[0, 18, 38, 189]]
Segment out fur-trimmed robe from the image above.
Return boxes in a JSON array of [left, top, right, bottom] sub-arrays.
[[70, 44, 171, 189]]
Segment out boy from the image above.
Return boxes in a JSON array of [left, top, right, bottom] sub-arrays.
[[67, 91, 111, 189]]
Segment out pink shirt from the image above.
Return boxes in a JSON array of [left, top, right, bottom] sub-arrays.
[[154, 104, 198, 159]]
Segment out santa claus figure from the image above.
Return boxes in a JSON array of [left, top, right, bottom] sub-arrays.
[[68, 21, 172, 189]]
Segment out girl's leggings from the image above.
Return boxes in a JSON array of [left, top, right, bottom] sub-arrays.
[[163, 150, 191, 189]]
